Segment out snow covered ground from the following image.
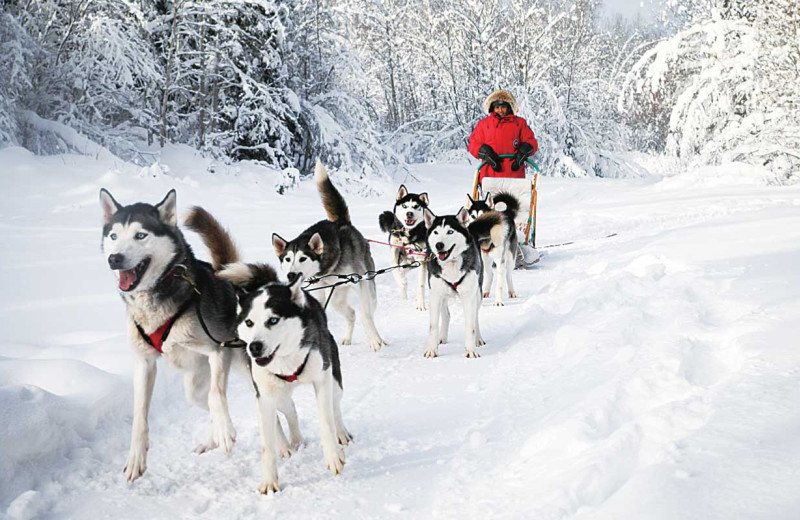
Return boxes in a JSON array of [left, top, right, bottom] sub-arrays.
[[1, 145, 799, 519]]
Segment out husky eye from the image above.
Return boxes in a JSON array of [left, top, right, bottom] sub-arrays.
[[135, 232, 148, 240], [267, 317, 279, 326], [299, 257, 307, 263], [284, 257, 291, 263], [110, 233, 117, 240], [447, 230, 454, 235], [244, 319, 254, 328], [433, 230, 439, 235]]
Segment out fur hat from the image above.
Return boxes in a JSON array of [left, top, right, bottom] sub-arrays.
[[483, 90, 519, 115]]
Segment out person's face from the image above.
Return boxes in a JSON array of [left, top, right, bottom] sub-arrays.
[[493, 103, 509, 117]]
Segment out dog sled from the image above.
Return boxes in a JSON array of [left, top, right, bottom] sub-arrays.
[[472, 155, 541, 267]]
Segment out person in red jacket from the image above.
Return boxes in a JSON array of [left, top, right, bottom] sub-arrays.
[[468, 90, 538, 184]]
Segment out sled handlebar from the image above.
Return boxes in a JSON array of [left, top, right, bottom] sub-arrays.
[[476, 154, 540, 174]]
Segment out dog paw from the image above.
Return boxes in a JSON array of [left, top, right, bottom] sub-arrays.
[[123, 446, 148, 483], [424, 347, 438, 358], [337, 428, 354, 446], [465, 349, 481, 359], [493, 300, 505, 307], [476, 337, 486, 347], [415, 301, 427, 311], [258, 477, 280, 495], [324, 447, 346, 475], [438, 336, 448, 345], [508, 291, 517, 298], [482, 291, 490, 298], [193, 437, 217, 455], [212, 418, 236, 454], [369, 337, 387, 352], [339, 337, 352, 346]]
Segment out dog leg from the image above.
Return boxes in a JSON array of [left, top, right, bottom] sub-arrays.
[[332, 381, 353, 445], [475, 290, 486, 347], [415, 263, 427, 311], [314, 372, 346, 475], [124, 356, 157, 483], [482, 252, 493, 298], [358, 279, 387, 352], [438, 299, 450, 344], [207, 349, 236, 454], [256, 393, 280, 493], [506, 253, 517, 298], [330, 286, 356, 345], [462, 288, 480, 358], [183, 360, 225, 455], [275, 416, 293, 459], [277, 394, 303, 450], [425, 286, 444, 358], [494, 250, 506, 306], [393, 263, 408, 300]]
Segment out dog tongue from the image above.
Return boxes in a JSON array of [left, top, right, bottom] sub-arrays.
[[438, 252, 448, 261], [119, 268, 137, 291]]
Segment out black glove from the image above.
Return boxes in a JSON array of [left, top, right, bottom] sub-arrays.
[[478, 144, 502, 172], [511, 142, 534, 171]]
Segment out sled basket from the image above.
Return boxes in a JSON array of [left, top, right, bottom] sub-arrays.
[[472, 155, 540, 247]]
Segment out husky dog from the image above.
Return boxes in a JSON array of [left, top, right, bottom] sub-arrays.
[[218, 263, 351, 494], [272, 161, 386, 352], [422, 207, 486, 359], [465, 192, 520, 306], [99, 189, 244, 483], [378, 185, 430, 310]]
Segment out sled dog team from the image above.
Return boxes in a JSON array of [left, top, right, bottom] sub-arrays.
[[100, 160, 523, 492]]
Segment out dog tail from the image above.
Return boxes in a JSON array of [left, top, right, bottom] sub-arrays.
[[379, 211, 397, 233], [184, 207, 240, 270], [218, 262, 279, 292], [315, 159, 350, 223], [468, 211, 505, 244], [492, 192, 520, 221]]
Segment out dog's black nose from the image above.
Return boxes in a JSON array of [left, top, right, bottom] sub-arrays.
[[287, 272, 299, 282], [406, 212, 414, 219], [248, 341, 264, 357], [435, 242, 445, 252], [108, 254, 125, 269]]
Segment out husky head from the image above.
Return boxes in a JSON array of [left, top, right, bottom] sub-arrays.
[[272, 233, 322, 283], [234, 277, 307, 367], [424, 207, 471, 263], [394, 185, 429, 229], [465, 193, 495, 222], [99, 189, 183, 293]]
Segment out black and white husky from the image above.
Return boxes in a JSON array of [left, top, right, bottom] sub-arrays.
[[422, 207, 486, 358], [218, 263, 351, 494], [378, 185, 430, 310], [272, 161, 386, 352], [465, 192, 520, 306], [99, 189, 243, 483]]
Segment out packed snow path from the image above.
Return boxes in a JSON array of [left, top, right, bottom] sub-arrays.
[[2, 147, 799, 519]]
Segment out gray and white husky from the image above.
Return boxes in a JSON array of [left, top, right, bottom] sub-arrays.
[[99, 189, 244, 483], [465, 192, 520, 306], [272, 161, 386, 352], [218, 263, 352, 494], [422, 207, 486, 359], [378, 185, 430, 310]]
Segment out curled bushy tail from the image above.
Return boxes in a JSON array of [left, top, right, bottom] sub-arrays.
[[492, 192, 519, 220], [467, 211, 504, 242], [315, 160, 350, 223], [218, 262, 279, 292], [184, 207, 240, 270], [379, 211, 398, 233]]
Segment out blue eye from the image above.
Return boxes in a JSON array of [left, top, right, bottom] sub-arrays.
[[110, 233, 117, 240], [135, 232, 147, 240], [267, 317, 279, 326]]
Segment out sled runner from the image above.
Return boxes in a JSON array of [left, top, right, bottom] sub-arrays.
[[472, 155, 540, 267]]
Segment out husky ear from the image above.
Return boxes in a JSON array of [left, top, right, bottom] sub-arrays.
[[486, 193, 494, 208], [396, 185, 408, 201], [419, 192, 429, 206], [155, 189, 177, 226], [99, 189, 122, 223], [289, 275, 305, 306], [423, 208, 436, 229], [456, 207, 470, 228], [308, 233, 324, 255], [465, 194, 474, 209], [272, 234, 287, 258]]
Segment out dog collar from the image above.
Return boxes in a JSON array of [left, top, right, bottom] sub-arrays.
[[274, 351, 311, 383], [135, 297, 195, 354]]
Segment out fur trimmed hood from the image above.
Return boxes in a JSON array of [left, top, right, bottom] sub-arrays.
[[483, 90, 519, 115]]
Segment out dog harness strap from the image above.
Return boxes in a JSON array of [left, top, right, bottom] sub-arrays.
[[275, 352, 311, 383], [135, 297, 195, 354], [446, 273, 468, 293]]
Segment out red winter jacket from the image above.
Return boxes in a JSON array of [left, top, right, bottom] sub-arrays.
[[468, 114, 538, 183]]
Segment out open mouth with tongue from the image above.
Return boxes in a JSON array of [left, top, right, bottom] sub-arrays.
[[255, 345, 279, 367], [405, 217, 417, 227], [117, 258, 150, 292], [437, 246, 455, 262]]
